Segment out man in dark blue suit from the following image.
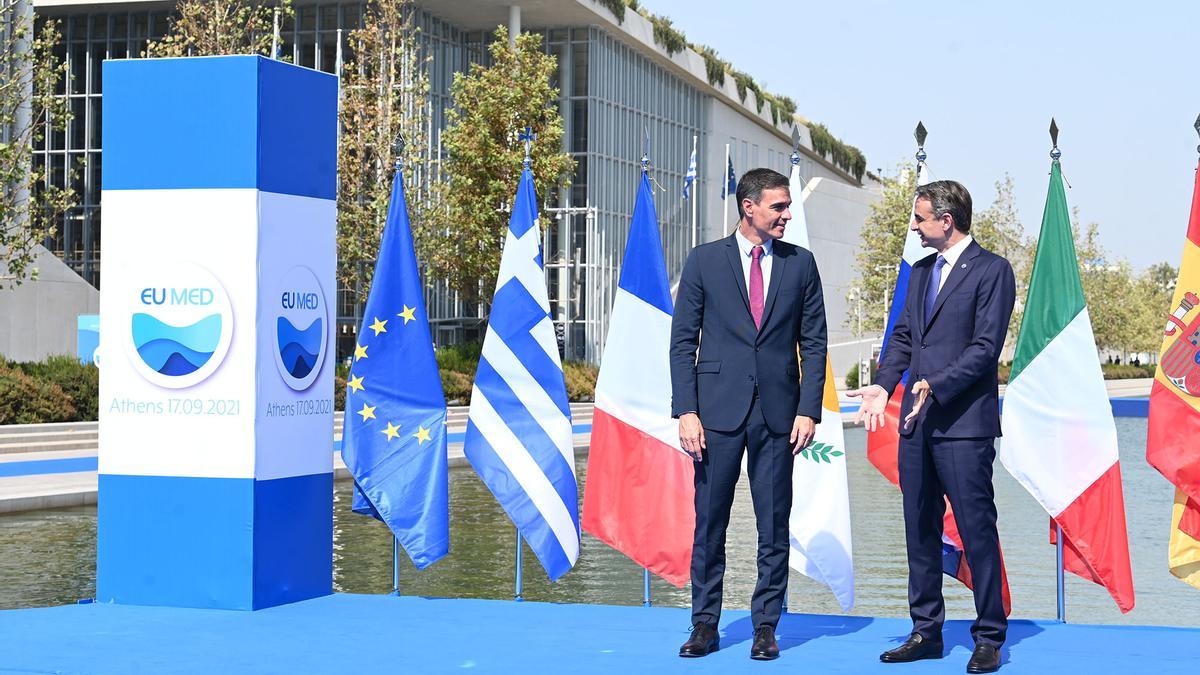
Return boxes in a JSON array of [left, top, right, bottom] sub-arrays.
[[850, 180, 1015, 674], [670, 168, 828, 661]]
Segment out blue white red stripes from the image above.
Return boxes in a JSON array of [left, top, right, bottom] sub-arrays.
[[582, 172, 694, 586]]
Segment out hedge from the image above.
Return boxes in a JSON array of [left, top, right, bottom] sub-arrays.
[[0, 363, 77, 424]]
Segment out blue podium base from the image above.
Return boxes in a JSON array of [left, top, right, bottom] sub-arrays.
[[0, 594, 1195, 674]]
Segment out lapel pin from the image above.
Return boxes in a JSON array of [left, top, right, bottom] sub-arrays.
[[961, 263, 967, 268]]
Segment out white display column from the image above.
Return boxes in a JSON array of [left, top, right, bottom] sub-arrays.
[[98, 56, 337, 610]]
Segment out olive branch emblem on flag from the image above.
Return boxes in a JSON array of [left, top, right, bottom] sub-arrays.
[[798, 442, 844, 463]]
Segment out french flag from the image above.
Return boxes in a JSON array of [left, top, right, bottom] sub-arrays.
[[581, 171, 694, 587], [867, 161, 1012, 611]]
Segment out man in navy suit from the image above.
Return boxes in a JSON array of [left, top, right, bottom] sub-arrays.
[[850, 180, 1015, 674], [670, 168, 828, 661]]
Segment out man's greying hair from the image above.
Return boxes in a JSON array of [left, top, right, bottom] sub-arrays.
[[914, 180, 973, 234], [736, 168, 790, 219]]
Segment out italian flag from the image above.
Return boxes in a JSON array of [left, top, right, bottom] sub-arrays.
[[1147, 156, 1200, 590], [1000, 160, 1135, 612]]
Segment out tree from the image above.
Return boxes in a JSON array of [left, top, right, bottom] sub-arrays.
[[414, 26, 574, 307], [144, 0, 287, 58], [849, 164, 916, 334], [336, 0, 431, 301], [0, 3, 73, 288], [970, 174, 1028, 341]]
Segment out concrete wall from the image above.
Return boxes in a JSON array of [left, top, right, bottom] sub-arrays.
[[699, 95, 880, 381], [0, 245, 99, 362], [800, 178, 881, 379]]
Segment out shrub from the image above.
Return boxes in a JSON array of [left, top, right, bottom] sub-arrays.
[[563, 361, 598, 402], [597, 0, 626, 22], [807, 122, 867, 182], [0, 363, 77, 424], [845, 364, 859, 390], [436, 341, 482, 380], [693, 45, 726, 87], [441, 369, 474, 405], [9, 356, 98, 421]]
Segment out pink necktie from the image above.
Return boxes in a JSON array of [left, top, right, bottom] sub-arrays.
[[750, 245, 764, 329]]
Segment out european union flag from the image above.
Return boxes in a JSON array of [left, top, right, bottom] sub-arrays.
[[341, 166, 449, 569]]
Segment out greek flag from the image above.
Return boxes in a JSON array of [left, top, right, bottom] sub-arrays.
[[682, 148, 697, 199], [464, 166, 579, 581]]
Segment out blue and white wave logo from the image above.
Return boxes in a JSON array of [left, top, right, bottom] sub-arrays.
[[126, 262, 234, 389], [272, 265, 327, 391]]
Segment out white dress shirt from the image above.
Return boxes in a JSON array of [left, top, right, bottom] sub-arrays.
[[935, 234, 974, 292], [734, 229, 773, 298]]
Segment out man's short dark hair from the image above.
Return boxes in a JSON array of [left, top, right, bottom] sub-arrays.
[[914, 180, 973, 234], [736, 168, 790, 219]]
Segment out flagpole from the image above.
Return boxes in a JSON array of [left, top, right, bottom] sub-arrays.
[[690, 134, 698, 248], [392, 536, 401, 596], [722, 142, 730, 234], [515, 529, 524, 602], [1056, 522, 1066, 622], [1050, 119, 1067, 624], [271, 8, 280, 60], [640, 136, 654, 609]]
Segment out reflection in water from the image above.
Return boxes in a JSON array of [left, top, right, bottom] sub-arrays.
[[2, 419, 1197, 627]]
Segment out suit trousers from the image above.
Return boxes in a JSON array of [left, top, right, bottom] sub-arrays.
[[898, 423, 1007, 647], [690, 393, 794, 630]]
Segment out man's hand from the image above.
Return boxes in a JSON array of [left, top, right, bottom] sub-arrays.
[[790, 416, 816, 455], [679, 413, 706, 461], [902, 379, 931, 430], [847, 384, 889, 432]]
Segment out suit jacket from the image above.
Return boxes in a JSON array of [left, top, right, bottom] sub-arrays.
[[874, 239, 1016, 439], [669, 234, 828, 434]]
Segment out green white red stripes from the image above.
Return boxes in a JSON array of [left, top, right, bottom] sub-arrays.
[[999, 161, 1134, 612]]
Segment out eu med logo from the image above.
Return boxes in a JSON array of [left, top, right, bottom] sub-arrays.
[[126, 262, 234, 389], [273, 265, 328, 391]]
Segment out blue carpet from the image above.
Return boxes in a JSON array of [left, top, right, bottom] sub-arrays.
[[0, 594, 1194, 674]]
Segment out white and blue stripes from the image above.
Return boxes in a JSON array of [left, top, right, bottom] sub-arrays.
[[464, 167, 578, 581], [682, 148, 697, 199]]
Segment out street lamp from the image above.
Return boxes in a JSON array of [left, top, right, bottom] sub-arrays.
[[873, 264, 895, 330], [848, 286, 864, 387]]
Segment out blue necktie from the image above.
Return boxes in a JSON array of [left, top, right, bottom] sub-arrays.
[[924, 255, 948, 325]]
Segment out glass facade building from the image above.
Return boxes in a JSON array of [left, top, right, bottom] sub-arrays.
[[29, 0, 859, 363]]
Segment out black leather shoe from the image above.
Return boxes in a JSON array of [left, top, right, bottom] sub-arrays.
[[750, 625, 780, 660], [679, 623, 719, 657], [880, 633, 944, 663], [966, 643, 1001, 673]]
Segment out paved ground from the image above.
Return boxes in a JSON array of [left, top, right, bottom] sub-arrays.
[[0, 380, 1153, 515]]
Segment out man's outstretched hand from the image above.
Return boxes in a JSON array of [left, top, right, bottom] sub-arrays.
[[847, 384, 889, 432]]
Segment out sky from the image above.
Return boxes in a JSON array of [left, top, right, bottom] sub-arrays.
[[641, 0, 1200, 270]]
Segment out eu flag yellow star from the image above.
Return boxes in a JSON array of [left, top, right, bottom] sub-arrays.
[[413, 425, 432, 444], [369, 317, 388, 335], [399, 305, 417, 324], [357, 403, 376, 422], [381, 421, 401, 442], [354, 343, 368, 361], [347, 374, 365, 393]]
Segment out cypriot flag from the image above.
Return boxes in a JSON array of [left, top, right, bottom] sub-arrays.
[[780, 161, 854, 611]]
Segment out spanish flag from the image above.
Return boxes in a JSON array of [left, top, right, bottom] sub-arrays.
[[1147, 156, 1200, 590]]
